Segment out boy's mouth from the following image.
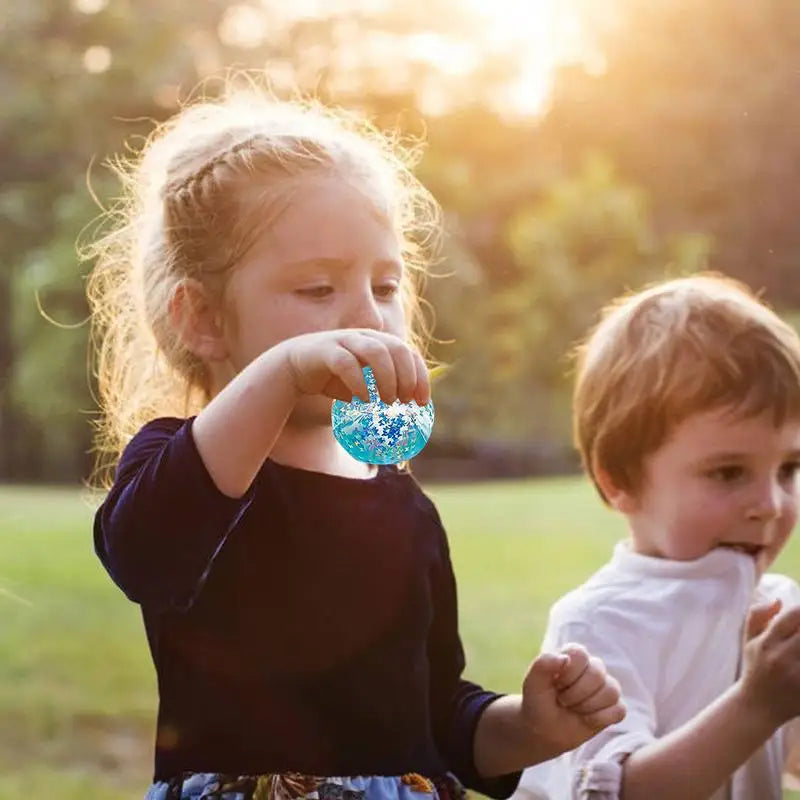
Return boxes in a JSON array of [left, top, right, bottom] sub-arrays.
[[718, 543, 765, 557]]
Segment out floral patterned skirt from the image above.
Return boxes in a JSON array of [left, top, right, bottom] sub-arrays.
[[144, 771, 466, 800]]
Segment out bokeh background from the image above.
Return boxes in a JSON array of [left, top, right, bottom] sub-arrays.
[[3, 0, 800, 797]]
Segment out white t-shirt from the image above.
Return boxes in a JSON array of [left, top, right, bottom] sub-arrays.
[[515, 542, 800, 800]]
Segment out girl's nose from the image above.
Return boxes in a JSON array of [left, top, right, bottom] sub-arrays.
[[344, 290, 384, 331]]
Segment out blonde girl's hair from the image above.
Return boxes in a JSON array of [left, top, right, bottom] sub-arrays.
[[572, 272, 800, 502], [82, 83, 441, 486]]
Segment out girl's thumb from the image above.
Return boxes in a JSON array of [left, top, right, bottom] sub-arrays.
[[524, 652, 569, 695]]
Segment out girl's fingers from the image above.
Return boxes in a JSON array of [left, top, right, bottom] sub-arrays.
[[341, 330, 429, 407], [386, 341, 418, 404], [341, 333, 398, 403], [413, 350, 431, 406], [557, 657, 608, 707], [565, 677, 622, 715], [553, 643, 591, 690], [322, 376, 362, 402], [324, 346, 370, 402], [300, 329, 429, 406], [579, 701, 627, 733]]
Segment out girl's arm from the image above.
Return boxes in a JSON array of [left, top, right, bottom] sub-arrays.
[[473, 646, 624, 777], [192, 343, 299, 498], [424, 503, 522, 799], [423, 502, 623, 794], [95, 417, 254, 610], [192, 330, 429, 498]]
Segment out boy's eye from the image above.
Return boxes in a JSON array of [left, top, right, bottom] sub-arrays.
[[297, 286, 333, 299], [709, 466, 744, 483], [779, 461, 800, 482], [373, 283, 399, 299]]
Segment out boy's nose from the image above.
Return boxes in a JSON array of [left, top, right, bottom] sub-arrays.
[[746, 482, 782, 521]]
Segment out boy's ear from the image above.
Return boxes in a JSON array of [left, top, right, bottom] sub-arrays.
[[168, 279, 229, 363], [594, 465, 639, 514]]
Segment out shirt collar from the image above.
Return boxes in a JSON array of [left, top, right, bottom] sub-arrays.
[[610, 538, 757, 586]]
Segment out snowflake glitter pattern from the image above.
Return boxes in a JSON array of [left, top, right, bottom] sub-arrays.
[[331, 367, 434, 465]]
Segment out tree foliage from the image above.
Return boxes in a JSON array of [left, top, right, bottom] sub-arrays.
[[3, 0, 799, 481]]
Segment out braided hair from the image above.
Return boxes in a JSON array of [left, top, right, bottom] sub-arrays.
[[82, 86, 440, 485]]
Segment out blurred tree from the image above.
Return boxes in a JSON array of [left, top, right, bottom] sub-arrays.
[[0, 0, 487, 481], [426, 154, 710, 454], [0, 0, 232, 480], [6, 0, 763, 482], [542, 0, 800, 303]]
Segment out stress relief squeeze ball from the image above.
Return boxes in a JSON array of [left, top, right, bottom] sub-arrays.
[[331, 366, 435, 465]]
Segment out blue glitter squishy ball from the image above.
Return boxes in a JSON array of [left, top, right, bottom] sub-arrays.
[[332, 366, 435, 465]]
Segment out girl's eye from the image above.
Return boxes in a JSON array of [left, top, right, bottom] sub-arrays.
[[373, 283, 399, 299], [779, 461, 800, 482], [297, 286, 333, 299], [709, 466, 744, 483]]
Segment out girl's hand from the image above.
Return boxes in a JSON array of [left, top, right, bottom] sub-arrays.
[[279, 329, 430, 406], [520, 643, 626, 760]]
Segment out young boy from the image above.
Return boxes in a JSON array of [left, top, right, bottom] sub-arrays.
[[516, 274, 800, 799]]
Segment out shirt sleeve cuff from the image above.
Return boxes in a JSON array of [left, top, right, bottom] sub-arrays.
[[572, 731, 652, 799], [451, 692, 521, 799]]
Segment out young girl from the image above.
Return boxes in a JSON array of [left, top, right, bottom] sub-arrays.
[[85, 84, 625, 800]]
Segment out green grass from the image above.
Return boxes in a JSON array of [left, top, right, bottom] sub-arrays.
[[1, 480, 799, 798]]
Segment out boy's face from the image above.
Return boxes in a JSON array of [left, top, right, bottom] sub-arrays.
[[621, 407, 800, 576]]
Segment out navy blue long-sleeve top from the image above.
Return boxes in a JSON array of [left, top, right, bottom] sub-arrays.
[[94, 417, 520, 797]]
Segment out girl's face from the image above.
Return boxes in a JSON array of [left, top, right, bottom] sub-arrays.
[[219, 173, 407, 376], [619, 407, 800, 576]]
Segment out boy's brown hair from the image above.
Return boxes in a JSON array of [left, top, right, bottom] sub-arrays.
[[573, 273, 800, 503]]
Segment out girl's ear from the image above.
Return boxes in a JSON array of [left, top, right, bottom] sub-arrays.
[[594, 465, 640, 514], [168, 279, 229, 363]]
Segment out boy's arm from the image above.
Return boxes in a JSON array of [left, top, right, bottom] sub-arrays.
[[578, 603, 800, 800], [620, 682, 776, 800], [752, 576, 800, 782], [784, 718, 800, 780]]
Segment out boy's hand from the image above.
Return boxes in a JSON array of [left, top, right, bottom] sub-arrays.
[[520, 643, 626, 761], [741, 604, 800, 725], [743, 597, 782, 650], [742, 597, 782, 671]]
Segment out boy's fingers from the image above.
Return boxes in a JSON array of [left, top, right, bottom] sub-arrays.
[[746, 598, 782, 640], [766, 604, 800, 641]]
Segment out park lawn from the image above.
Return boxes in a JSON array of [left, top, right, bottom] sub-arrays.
[[1, 480, 799, 799]]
